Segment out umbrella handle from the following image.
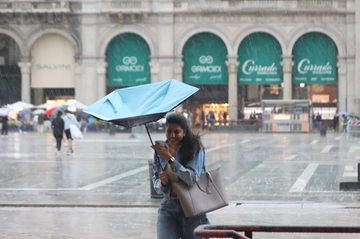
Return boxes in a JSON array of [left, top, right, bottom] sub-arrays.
[[145, 124, 154, 146]]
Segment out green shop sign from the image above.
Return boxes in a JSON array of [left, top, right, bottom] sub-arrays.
[[183, 33, 228, 85], [293, 33, 337, 85], [107, 33, 151, 87], [239, 32, 282, 85]]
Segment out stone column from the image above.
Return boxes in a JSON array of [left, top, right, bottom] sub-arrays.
[[173, 57, 184, 82], [156, 14, 174, 81], [337, 56, 347, 112], [18, 62, 31, 103], [355, 0, 360, 115], [96, 60, 107, 99], [80, 0, 98, 105], [74, 62, 82, 102], [281, 55, 293, 100], [150, 58, 160, 83], [226, 56, 239, 121]]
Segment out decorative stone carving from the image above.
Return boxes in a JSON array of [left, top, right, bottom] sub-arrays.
[[150, 61, 159, 74], [18, 62, 31, 74], [226, 61, 239, 74], [174, 61, 184, 74], [96, 62, 107, 74]]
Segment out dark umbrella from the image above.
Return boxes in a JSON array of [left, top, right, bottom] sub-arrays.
[[83, 79, 199, 144]]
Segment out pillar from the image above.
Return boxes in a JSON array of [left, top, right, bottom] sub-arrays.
[[226, 56, 239, 121], [96, 60, 107, 99], [281, 55, 292, 100], [337, 57, 347, 112], [18, 62, 31, 103]]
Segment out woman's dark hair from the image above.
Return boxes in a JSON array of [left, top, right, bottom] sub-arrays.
[[166, 113, 203, 165], [57, 111, 63, 117]]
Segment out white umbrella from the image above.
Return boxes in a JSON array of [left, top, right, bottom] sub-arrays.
[[32, 109, 45, 115], [10, 101, 35, 110], [0, 107, 10, 117], [64, 100, 88, 110], [35, 102, 60, 109]]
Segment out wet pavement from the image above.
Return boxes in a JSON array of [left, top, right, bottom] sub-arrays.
[[1, 129, 360, 238]]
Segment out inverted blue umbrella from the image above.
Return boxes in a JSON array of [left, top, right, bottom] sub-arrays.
[[83, 79, 199, 144]]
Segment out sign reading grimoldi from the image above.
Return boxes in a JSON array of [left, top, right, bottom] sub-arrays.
[[183, 33, 228, 85], [107, 33, 151, 87], [293, 33, 337, 85], [239, 32, 282, 85]]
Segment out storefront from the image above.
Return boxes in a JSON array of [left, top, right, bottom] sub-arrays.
[[238, 32, 283, 118], [293, 32, 338, 121], [30, 33, 76, 104], [183, 32, 228, 126]]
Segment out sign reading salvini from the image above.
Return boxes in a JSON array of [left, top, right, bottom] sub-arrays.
[[239, 33, 282, 85], [183, 33, 228, 85], [293, 33, 337, 85], [107, 33, 151, 87], [31, 34, 75, 88]]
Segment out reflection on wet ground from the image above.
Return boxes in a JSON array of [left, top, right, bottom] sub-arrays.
[[0, 130, 360, 238]]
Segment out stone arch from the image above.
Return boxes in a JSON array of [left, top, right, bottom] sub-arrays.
[[27, 28, 81, 57], [287, 25, 345, 57], [99, 26, 156, 58], [175, 27, 232, 57], [0, 27, 27, 59], [234, 26, 287, 58]]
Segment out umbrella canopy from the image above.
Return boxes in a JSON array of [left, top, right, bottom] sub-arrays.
[[0, 107, 10, 117], [35, 102, 59, 109], [336, 111, 347, 117], [64, 100, 88, 110], [10, 101, 35, 110], [83, 79, 199, 129], [47, 104, 69, 121], [32, 109, 45, 115], [45, 106, 58, 116]]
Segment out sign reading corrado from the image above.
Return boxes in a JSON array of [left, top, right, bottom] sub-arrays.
[[293, 33, 337, 85], [239, 33, 282, 85]]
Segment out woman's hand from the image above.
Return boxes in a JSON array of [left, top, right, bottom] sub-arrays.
[[159, 171, 169, 185], [151, 143, 172, 160]]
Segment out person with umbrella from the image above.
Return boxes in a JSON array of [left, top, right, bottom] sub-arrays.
[[62, 109, 80, 155], [150, 113, 210, 239], [51, 111, 64, 156]]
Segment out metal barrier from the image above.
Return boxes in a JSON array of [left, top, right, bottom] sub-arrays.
[[194, 224, 360, 238]]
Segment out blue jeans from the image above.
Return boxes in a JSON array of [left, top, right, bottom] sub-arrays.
[[157, 196, 209, 239]]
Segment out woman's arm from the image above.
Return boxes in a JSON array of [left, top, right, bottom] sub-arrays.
[[172, 148, 205, 187], [152, 154, 169, 194]]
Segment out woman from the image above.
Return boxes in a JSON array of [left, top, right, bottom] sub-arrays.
[[151, 113, 209, 239], [52, 111, 64, 155]]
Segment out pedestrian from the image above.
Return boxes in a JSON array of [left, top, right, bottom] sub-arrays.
[[342, 114, 349, 133], [1, 116, 8, 136], [37, 113, 45, 134], [150, 113, 210, 239], [333, 114, 339, 131], [62, 110, 80, 155], [51, 111, 64, 155], [207, 110, 215, 131], [316, 112, 322, 131], [223, 111, 228, 125]]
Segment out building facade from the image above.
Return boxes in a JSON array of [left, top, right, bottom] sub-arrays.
[[0, 0, 359, 122]]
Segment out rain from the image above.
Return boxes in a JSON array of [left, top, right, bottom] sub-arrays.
[[0, 0, 360, 238]]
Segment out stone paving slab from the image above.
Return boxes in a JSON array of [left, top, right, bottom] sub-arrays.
[[1, 131, 360, 238]]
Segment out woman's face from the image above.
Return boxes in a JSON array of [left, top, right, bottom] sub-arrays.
[[166, 123, 185, 146]]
